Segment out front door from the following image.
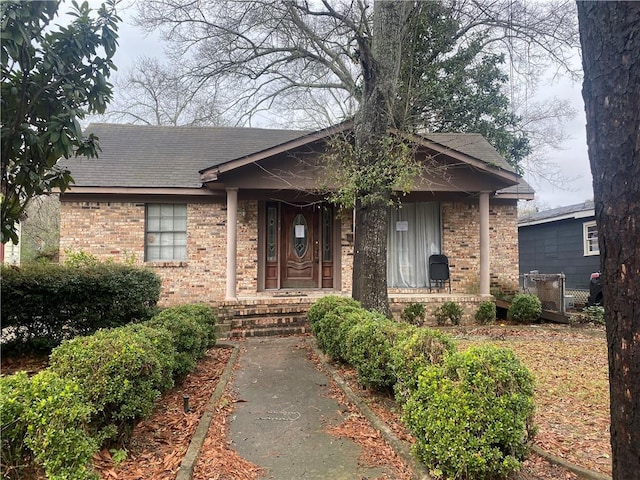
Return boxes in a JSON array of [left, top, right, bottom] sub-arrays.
[[281, 204, 319, 288]]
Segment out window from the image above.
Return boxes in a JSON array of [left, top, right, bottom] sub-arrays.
[[145, 204, 187, 261], [583, 221, 599, 256], [387, 202, 441, 288]]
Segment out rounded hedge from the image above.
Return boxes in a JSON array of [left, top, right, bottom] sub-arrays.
[[390, 327, 457, 403], [49, 323, 176, 441], [307, 295, 361, 325], [508, 294, 542, 323], [403, 346, 536, 480], [475, 301, 497, 324]]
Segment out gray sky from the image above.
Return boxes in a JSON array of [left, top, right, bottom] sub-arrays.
[[90, 0, 595, 210]]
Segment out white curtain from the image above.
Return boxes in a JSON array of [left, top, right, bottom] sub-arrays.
[[387, 202, 441, 288]]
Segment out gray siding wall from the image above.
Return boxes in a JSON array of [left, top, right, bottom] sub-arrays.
[[518, 218, 600, 289]]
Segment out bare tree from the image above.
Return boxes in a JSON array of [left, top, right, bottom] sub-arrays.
[[135, 0, 580, 312], [577, 2, 640, 479], [102, 57, 225, 126]]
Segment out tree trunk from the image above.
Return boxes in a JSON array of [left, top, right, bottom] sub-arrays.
[[352, 1, 411, 316], [577, 3, 640, 479]]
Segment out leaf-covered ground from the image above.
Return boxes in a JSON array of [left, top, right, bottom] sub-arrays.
[[453, 325, 611, 476], [5, 325, 609, 479]]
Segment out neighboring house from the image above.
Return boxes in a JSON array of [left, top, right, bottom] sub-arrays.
[[518, 200, 599, 290], [58, 122, 533, 321], [1, 222, 21, 266]]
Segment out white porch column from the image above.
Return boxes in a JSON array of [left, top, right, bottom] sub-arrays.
[[226, 188, 238, 301], [479, 191, 491, 296]]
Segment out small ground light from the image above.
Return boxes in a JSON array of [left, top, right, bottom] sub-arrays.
[[183, 395, 191, 413]]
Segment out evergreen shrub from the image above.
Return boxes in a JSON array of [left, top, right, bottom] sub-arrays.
[[49, 323, 176, 441], [0, 371, 99, 480], [475, 301, 497, 324], [434, 301, 463, 326], [508, 294, 542, 323], [403, 346, 536, 479], [344, 315, 409, 391], [400, 303, 426, 325], [312, 305, 363, 361], [0, 263, 161, 355], [390, 327, 456, 402], [307, 295, 361, 325]]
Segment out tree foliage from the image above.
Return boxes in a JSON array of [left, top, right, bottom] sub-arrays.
[[1, 0, 120, 243]]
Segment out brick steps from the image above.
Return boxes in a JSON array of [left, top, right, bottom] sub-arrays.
[[216, 299, 315, 338]]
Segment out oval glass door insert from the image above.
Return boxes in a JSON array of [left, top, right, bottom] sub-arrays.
[[292, 214, 308, 258]]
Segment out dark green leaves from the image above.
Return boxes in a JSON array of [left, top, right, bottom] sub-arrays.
[[1, 0, 120, 243]]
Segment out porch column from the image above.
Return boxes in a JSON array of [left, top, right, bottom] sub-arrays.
[[479, 191, 491, 296], [226, 188, 238, 301]]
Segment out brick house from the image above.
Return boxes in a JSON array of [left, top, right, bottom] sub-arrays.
[[58, 122, 533, 330]]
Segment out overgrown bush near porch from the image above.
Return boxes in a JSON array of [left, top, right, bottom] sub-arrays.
[[0, 263, 161, 355], [308, 296, 536, 479]]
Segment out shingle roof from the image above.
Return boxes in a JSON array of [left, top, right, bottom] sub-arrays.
[[420, 132, 516, 173], [61, 124, 308, 188], [496, 178, 535, 196], [61, 123, 519, 189], [519, 200, 595, 225]]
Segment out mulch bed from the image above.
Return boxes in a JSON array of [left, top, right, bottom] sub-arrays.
[[2, 326, 610, 479]]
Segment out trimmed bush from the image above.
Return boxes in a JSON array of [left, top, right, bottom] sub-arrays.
[[0, 371, 99, 480], [147, 304, 217, 378], [307, 295, 361, 325], [312, 305, 363, 361], [390, 327, 457, 402], [344, 315, 409, 391], [434, 301, 463, 326], [475, 301, 497, 324], [508, 294, 542, 324], [155, 303, 218, 347], [49, 323, 176, 441], [0, 263, 161, 355], [400, 303, 426, 326], [403, 346, 536, 479]]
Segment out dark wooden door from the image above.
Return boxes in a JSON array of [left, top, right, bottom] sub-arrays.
[[281, 205, 319, 288]]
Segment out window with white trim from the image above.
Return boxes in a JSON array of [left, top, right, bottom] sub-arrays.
[[583, 221, 599, 256], [145, 204, 187, 261]]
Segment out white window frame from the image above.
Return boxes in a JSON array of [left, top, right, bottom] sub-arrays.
[[583, 221, 599, 256], [145, 204, 187, 262]]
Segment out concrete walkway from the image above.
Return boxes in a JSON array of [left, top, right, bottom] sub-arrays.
[[228, 336, 392, 479]]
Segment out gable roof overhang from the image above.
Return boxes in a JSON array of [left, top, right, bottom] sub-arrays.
[[200, 122, 524, 195], [199, 121, 351, 183]]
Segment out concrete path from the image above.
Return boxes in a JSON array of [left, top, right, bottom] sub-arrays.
[[228, 336, 391, 479]]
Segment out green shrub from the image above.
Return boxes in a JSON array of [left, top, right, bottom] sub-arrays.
[[582, 305, 605, 325], [508, 294, 542, 324], [0, 263, 161, 355], [49, 324, 176, 441], [403, 346, 536, 479], [434, 301, 463, 326], [147, 311, 209, 379], [156, 303, 218, 347], [312, 305, 363, 361], [307, 295, 361, 325], [344, 315, 408, 391], [475, 301, 497, 324], [400, 303, 426, 326], [0, 371, 99, 480], [390, 327, 457, 403]]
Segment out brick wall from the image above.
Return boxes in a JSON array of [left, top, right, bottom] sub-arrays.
[[442, 200, 519, 295], [60, 197, 519, 305], [60, 200, 229, 305]]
